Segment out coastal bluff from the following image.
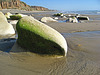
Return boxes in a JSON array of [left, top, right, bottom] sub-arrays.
[[0, 0, 49, 11]]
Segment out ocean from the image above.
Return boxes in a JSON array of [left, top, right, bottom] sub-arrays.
[[61, 10, 100, 15]]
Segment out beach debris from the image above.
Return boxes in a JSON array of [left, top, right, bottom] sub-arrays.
[[0, 12, 15, 36], [67, 17, 78, 23], [5, 12, 12, 19], [16, 16, 67, 56], [41, 17, 57, 23]]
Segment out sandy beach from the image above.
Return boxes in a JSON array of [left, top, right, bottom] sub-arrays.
[[0, 9, 100, 75]]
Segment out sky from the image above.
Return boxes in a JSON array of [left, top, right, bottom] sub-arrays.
[[21, 0, 100, 11]]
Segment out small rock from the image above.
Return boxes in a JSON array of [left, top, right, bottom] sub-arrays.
[[67, 17, 78, 23], [41, 17, 57, 23], [9, 20, 18, 25], [5, 12, 12, 19]]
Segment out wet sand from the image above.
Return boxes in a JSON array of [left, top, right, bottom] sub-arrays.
[[0, 10, 100, 75]]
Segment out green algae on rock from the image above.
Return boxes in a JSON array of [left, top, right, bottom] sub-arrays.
[[16, 16, 67, 56], [10, 14, 22, 20]]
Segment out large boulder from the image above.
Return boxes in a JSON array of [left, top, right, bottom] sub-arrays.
[[16, 16, 67, 56], [41, 17, 57, 23], [0, 12, 15, 36]]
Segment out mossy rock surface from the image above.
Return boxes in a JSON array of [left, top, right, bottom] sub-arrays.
[[10, 15, 22, 20], [16, 16, 67, 56]]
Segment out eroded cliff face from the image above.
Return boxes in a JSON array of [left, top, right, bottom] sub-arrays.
[[0, 0, 49, 11], [31, 6, 49, 11], [0, 0, 32, 11]]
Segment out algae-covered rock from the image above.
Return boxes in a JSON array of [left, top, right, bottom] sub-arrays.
[[10, 14, 22, 20], [16, 16, 67, 56], [0, 12, 15, 36], [10, 14, 27, 20], [54, 13, 63, 17]]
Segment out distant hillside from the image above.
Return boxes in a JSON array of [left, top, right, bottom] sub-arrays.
[[31, 6, 49, 11], [0, 0, 50, 11]]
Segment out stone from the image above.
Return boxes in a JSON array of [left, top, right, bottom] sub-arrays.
[[54, 13, 63, 17], [77, 16, 89, 20], [16, 13, 27, 17], [0, 12, 15, 36], [16, 16, 67, 56], [10, 14, 27, 20], [5, 12, 12, 19], [53, 17, 58, 20], [10, 14, 22, 20], [0, 12, 7, 21], [9, 20, 18, 25], [41, 17, 57, 23], [67, 17, 78, 23]]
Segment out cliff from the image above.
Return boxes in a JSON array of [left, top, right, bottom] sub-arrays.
[[31, 6, 49, 11], [0, 0, 49, 11]]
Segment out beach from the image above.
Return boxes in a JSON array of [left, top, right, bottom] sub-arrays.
[[0, 9, 100, 75]]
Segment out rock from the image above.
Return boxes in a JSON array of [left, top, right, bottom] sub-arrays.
[[62, 16, 67, 18], [77, 16, 89, 20], [10, 14, 22, 20], [16, 16, 67, 56], [54, 13, 63, 17], [67, 17, 78, 23], [9, 20, 18, 25], [53, 17, 58, 20], [5, 12, 12, 19], [0, 12, 7, 22], [16, 13, 27, 17], [10, 14, 27, 20], [0, 12, 15, 36], [41, 17, 57, 23]]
